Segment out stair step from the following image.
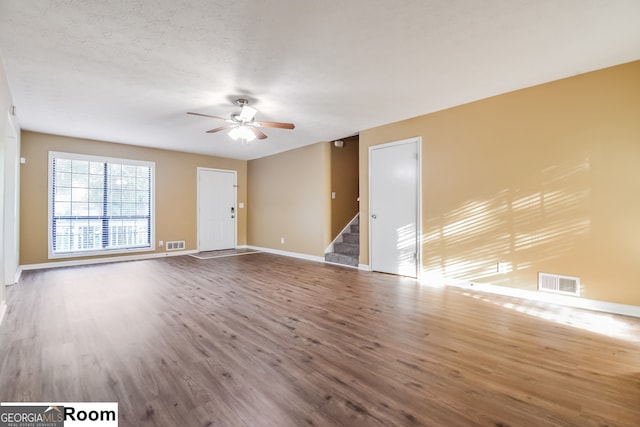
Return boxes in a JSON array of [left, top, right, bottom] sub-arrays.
[[334, 242, 359, 256], [342, 232, 359, 244], [326, 215, 360, 268], [325, 252, 359, 267]]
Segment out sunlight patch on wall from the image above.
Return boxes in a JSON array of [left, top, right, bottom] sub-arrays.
[[422, 158, 591, 283], [397, 223, 417, 277]]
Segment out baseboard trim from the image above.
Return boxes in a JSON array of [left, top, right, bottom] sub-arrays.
[[14, 267, 22, 284], [437, 279, 640, 318], [250, 245, 366, 270], [246, 246, 325, 263], [0, 301, 6, 327], [20, 250, 198, 272], [358, 264, 371, 271], [324, 261, 358, 270]]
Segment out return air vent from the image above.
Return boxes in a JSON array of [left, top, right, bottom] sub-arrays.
[[166, 240, 185, 251], [538, 272, 580, 296]]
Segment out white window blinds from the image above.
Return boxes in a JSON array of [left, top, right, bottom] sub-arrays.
[[48, 151, 155, 258]]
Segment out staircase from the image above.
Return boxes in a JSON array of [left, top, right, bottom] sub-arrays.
[[325, 215, 359, 267]]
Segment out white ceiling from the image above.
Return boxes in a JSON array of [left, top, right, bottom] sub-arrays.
[[1, 1, 639, 161]]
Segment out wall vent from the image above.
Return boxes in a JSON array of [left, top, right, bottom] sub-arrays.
[[538, 272, 580, 296], [166, 240, 185, 251]]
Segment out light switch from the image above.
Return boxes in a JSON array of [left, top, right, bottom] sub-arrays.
[[239, 202, 244, 208], [331, 192, 336, 200]]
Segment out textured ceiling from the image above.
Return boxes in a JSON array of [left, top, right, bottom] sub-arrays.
[[1, 1, 639, 160]]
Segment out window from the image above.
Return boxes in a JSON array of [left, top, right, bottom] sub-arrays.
[[48, 151, 155, 258]]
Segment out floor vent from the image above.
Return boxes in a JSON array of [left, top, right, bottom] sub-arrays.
[[166, 240, 185, 251], [538, 272, 580, 296]]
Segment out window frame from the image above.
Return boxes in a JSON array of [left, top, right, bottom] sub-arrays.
[[48, 151, 156, 259]]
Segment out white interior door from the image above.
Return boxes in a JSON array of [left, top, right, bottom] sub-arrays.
[[369, 138, 420, 277], [198, 168, 236, 252]]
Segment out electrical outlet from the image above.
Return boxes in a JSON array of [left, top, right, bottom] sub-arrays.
[[159, 240, 164, 247], [497, 262, 510, 274], [280, 237, 285, 244]]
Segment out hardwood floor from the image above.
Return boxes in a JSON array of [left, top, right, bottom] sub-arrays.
[[1, 253, 639, 426]]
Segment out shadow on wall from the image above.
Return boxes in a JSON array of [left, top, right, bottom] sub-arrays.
[[422, 158, 591, 286]]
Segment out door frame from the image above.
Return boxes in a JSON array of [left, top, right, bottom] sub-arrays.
[[368, 137, 422, 278], [197, 167, 238, 252], [4, 112, 20, 286]]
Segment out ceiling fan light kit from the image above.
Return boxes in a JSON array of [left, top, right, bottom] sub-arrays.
[[187, 98, 294, 143], [229, 125, 256, 142]]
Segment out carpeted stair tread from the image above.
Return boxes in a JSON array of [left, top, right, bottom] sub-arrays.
[[334, 242, 359, 256], [342, 232, 359, 244], [325, 215, 360, 268], [325, 252, 359, 267]]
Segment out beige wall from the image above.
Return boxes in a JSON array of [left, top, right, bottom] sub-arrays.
[[247, 142, 331, 257], [330, 135, 359, 238], [359, 60, 640, 306], [20, 131, 247, 265]]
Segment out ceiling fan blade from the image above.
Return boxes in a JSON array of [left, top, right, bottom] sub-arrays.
[[250, 127, 268, 140], [206, 124, 236, 133], [254, 121, 295, 129], [187, 112, 228, 121]]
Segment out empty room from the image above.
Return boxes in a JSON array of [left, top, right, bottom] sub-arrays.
[[1, 1, 640, 426]]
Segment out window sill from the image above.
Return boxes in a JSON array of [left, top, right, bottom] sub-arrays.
[[48, 246, 156, 260]]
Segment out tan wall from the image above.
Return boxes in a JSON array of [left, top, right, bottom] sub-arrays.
[[247, 142, 331, 257], [359, 60, 640, 306], [20, 131, 247, 265], [330, 135, 359, 238]]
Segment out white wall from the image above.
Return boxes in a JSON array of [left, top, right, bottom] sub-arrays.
[[0, 55, 20, 324]]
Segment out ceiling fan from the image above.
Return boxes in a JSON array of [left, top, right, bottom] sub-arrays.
[[187, 98, 295, 142]]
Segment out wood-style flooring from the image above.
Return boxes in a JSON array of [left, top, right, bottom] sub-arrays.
[[1, 253, 639, 426]]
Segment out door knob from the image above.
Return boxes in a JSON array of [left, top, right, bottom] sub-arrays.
[[371, 214, 377, 219]]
